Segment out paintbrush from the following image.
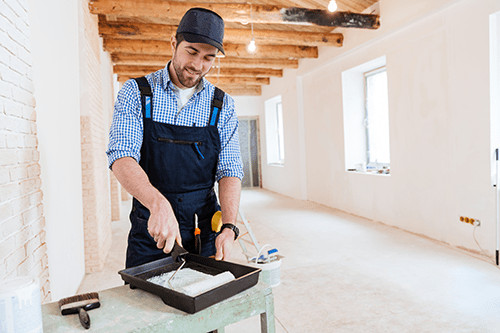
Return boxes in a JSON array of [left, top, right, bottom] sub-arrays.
[[58, 292, 100, 329]]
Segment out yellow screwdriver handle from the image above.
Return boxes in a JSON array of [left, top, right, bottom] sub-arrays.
[[211, 211, 222, 232]]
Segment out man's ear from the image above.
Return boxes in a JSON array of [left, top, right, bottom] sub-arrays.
[[171, 35, 177, 53]]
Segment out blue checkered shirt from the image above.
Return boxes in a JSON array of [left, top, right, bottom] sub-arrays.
[[106, 64, 244, 182]]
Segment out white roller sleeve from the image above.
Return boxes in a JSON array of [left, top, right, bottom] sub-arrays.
[[181, 271, 235, 297]]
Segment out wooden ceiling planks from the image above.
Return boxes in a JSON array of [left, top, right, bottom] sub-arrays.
[[98, 21, 343, 47], [91, 0, 379, 95]]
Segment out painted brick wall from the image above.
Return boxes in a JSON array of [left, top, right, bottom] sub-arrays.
[[109, 171, 122, 221], [80, 0, 113, 274], [121, 184, 131, 201], [0, 0, 50, 302]]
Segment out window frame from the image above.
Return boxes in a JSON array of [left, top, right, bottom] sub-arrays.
[[275, 101, 285, 164]]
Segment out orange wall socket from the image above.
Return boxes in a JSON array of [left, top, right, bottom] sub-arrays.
[[459, 216, 481, 226]]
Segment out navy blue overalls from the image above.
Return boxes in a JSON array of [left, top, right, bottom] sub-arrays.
[[125, 76, 224, 269]]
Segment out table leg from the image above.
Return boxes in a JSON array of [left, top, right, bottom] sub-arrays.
[[212, 328, 225, 333], [260, 292, 276, 333]]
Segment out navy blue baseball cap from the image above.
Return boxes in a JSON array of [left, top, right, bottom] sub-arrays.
[[176, 8, 225, 55]]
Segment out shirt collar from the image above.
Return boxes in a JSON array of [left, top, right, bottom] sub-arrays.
[[162, 61, 206, 94]]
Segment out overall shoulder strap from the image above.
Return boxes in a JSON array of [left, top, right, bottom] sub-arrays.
[[134, 77, 153, 119], [208, 87, 225, 127]]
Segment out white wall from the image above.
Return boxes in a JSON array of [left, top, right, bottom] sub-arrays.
[[259, 71, 306, 199], [233, 96, 262, 117], [28, 0, 86, 300], [257, 0, 500, 255]]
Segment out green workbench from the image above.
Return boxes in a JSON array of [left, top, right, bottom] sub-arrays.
[[42, 282, 275, 333]]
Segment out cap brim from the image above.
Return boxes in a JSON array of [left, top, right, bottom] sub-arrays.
[[182, 32, 225, 55]]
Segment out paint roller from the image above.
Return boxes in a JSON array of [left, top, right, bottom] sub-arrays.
[[181, 271, 235, 297], [167, 241, 235, 296]]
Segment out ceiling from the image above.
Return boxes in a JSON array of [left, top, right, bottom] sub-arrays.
[[89, 0, 380, 96]]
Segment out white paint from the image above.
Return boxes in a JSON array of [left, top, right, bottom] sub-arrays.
[[147, 269, 235, 297], [28, 0, 86, 300], [253, 0, 500, 255]]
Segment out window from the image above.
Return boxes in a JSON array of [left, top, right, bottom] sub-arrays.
[[342, 56, 390, 174], [365, 68, 390, 167], [265, 95, 285, 165]]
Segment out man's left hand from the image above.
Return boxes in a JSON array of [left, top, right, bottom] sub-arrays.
[[214, 228, 235, 261]]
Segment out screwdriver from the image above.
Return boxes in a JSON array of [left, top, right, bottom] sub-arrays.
[[194, 214, 201, 254]]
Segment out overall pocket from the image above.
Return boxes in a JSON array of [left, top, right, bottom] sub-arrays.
[[158, 137, 205, 159]]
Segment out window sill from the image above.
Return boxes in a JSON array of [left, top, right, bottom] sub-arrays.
[[347, 169, 390, 176], [268, 163, 285, 168]]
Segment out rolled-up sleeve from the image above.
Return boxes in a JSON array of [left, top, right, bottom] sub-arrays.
[[106, 79, 143, 169], [216, 94, 244, 181]]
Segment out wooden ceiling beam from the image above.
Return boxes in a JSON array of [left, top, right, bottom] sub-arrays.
[[116, 74, 262, 95], [89, 0, 379, 29], [224, 43, 318, 59], [114, 65, 163, 77], [216, 84, 262, 96], [335, 0, 371, 12], [103, 38, 318, 59], [111, 53, 169, 67], [225, 27, 343, 47], [206, 76, 270, 85], [110, 53, 299, 69], [213, 57, 299, 69], [98, 21, 343, 47], [113, 65, 282, 78], [205, 68, 282, 78]]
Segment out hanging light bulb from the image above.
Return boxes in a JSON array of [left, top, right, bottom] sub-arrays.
[[246, 3, 257, 54], [328, 0, 338, 12], [247, 38, 256, 53]]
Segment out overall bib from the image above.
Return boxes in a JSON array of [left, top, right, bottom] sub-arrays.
[[126, 77, 224, 268]]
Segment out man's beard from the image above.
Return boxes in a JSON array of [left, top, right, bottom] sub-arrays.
[[172, 58, 207, 88]]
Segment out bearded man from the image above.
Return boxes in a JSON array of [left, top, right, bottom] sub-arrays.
[[106, 8, 243, 269]]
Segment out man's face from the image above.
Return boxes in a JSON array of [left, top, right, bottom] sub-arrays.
[[170, 37, 218, 89]]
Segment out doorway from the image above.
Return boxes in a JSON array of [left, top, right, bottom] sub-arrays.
[[238, 117, 261, 188]]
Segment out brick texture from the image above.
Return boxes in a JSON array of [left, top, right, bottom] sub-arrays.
[[0, 0, 50, 302], [109, 171, 122, 221], [80, 0, 112, 274], [121, 183, 131, 201]]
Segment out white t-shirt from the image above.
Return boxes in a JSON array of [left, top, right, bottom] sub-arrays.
[[172, 83, 196, 111]]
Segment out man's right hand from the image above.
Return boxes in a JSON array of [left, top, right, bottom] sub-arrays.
[[111, 157, 182, 254], [147, 200, 182, 254]]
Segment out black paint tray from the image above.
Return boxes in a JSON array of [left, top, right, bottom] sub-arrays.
[[118, 254, 261, 314]]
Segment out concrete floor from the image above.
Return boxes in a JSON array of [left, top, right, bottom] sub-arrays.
[[79, 188, 500, 332]]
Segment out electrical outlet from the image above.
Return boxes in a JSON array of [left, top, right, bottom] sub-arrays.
[[459, 216, 480, 227]]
